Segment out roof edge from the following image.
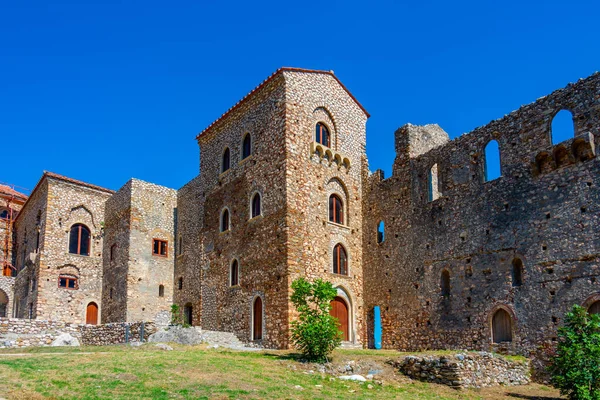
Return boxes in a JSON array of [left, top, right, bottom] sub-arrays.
[[195, 67, 369, 140]]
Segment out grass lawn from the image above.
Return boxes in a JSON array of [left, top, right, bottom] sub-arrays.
[[0, 345, 563, 399]]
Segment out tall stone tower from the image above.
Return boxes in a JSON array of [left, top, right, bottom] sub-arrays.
[[175, 68, 369, 348]]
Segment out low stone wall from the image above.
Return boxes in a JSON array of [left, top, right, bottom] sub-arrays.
[[0, 317, 156, 348], [391, 352, 530, 389]]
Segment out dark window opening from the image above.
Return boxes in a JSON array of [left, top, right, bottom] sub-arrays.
[[110, 244, 116, 261], [159, 284, 165, 297], [333, 244, 348, 275], [221, 209, 230, 232], [512, 258, 524, 287], [178, 277, 183, 290], [251, 194, 261, 219], [242, 134, 252, 159], [184, 303, 193, 325], [231, 260, 239, 286], [177, 236, 183, 255], [329, 194, 344, 224], [588, 301, 600, 315], [441, 270, 450, 297], [58, 275, 78, 289], [152, 239, 168, 257], [69, 224, 90, 256], [222, 148, 231, 172], [315, 122, 330, 147]]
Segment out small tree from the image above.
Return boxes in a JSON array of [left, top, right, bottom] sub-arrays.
[[290, 277, 342, 362], [170, 304, 183, 326], [549, 305, 600, 400]]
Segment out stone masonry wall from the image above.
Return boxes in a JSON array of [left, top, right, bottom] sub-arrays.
[[0, 317, 155, 348], [284, 71, 368, 346], [190, 73, 290, 348], [364, 73, 600, 363], [394, 352, 530, 389]]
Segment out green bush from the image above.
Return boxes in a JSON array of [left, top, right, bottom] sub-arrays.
[[549, 305, 600, 400], [290, 277, 342, 362]]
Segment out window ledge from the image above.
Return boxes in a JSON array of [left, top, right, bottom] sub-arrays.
[[327, 221, 350, 230], [65, 253, 93, 259], [310, 142, 351, 170], [249, 215, 263, 223], [330, 272, 352, 278], [152, 254, 168, 258], [219, 169, 231, 179], [219, 229, 231, 235], [239, 155, 253, 165]]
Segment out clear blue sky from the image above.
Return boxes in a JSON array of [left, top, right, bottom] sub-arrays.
[[2, 0, 598, 193]]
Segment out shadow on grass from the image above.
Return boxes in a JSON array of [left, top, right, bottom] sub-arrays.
[[505, 393, 562, 400], [261, 352, 309, 362]]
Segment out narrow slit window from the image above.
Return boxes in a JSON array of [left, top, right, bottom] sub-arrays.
[[512, 258, 523, 287], [222, 147, 231, 172], [333, 244, 348, 275], [221, 209, 230, 232], [231, 260, 239, 286], [251, 194, 261, 219], [242, 134, 252, 159], [159, 284, 164, 297], [329, 194, 344, 224], [377, 221, 385, 244], [441, 270, 450, 296], [428, 163, 441, 201]]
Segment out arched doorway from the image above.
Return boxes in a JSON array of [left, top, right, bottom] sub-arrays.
[[588, 301, 600, 315], [184, 303, 193, 325], [492, 308, 512, 343], [253, 297, 263, 341], [330, 296, 349, 341], [86, 302, 98, 325], [0, 289, 8, 318]]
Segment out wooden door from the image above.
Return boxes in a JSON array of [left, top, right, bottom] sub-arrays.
[[330, 297, 349, 341], [492, 309, 512, 343], [86, 302, 98, 325], [253, 297, 263, 340]]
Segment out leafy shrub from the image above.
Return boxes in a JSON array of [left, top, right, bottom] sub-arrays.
[[290, 277, 342, 362], [549, 305, 600, 400]]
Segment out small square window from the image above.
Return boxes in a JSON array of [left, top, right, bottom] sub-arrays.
[[153, 239, 168, 257], [58, 276, 78, 289]]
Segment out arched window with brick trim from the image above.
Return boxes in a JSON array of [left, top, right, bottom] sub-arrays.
[[315, 122, 330, 147], [69, 224, 90, 256], [329, 194, 344, 224], [333, 244, 348, 275]]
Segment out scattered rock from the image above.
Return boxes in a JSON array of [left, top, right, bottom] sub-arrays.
[[294, 385, 303, 390], [128, 341, 143, 347], [338, 375, 367, 382], [148, 326, 202, 345], [51, 333, 80, 347], [154, 343, 173, 351], [367, 384, 374, 389]]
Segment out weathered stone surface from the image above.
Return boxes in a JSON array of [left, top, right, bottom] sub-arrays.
[[392, 352, 530, 389], [148, 326, 203, 345], [51, 333, 80, 347]]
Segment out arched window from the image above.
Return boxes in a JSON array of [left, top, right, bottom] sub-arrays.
[[428, 163, 440, 201], [222, 147, 231, 173], [0, 209, 9, 219], [512, 258, 523, 287], [329, 194, 344, 224], [0, 289, 8, 318], [441, 270, 450, 297], [221, 208, 230, 232], [251, 193, 261, 219], [551, 110, 575, 145], [484, 140, 501, 182], [492, 309, 513, 343], [377, 221, 385, 244], [242, 133, 252, 159], [589, 301, 600, 315], [230, 260, 239, 286], [333, 244, 348, 275], [69, 224, 90, 256], [315, 122, 330, 147], [253, 297, 263, 340], [184, 303, 193, 325], [158, 284, 164, 297], [110, 244, 116, 261]]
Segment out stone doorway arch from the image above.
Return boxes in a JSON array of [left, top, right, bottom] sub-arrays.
[[0, 289, 8, 318]]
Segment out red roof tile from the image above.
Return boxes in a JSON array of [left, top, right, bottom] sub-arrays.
[[196, 67, 369, 139], [0, 184, 28, 202]]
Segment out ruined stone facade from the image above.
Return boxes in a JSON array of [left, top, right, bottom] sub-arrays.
[[2, 68, 600, 358]]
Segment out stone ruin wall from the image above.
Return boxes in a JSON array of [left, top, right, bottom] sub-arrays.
[[187, 73, 290, 348], [364, 73, 600, 359], [283, 71, 368, 346], [0, 317, 155, 348]]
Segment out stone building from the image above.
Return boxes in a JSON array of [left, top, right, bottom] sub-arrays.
[[0, 184, 27, 317], [2, 68, 600, 357]]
